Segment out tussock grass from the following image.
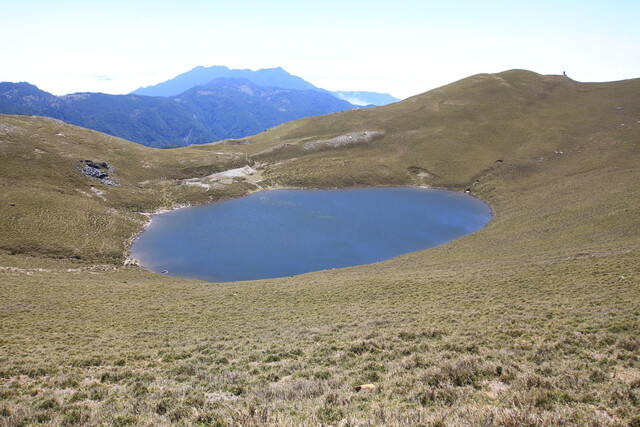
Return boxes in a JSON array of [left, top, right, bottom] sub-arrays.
[[1, 70, 639, 425]]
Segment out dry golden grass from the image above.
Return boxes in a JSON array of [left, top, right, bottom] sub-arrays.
[[1, 70, 639, 426]]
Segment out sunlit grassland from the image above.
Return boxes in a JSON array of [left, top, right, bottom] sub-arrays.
[[1, 70, 639, 425]]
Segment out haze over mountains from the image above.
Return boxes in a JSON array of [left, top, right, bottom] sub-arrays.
[[0, 66, 400, 148], [132, 66, 321, 97], [131, 65, 400, 106]]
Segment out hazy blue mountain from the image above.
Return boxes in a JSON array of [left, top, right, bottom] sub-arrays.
[[0, 82, 59, 114], [175, 78, 355, 140], [0, 79, 356, 148], [131, 66, 323, 97], [131, 65, 401, 106], [0, 82, 212, 147], [331, 90, 400, 106]]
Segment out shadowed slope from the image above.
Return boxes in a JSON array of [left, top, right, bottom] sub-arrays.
[[0, 79, 356, 148]]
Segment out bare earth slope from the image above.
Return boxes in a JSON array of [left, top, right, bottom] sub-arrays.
[[1, 70, 639, 425]]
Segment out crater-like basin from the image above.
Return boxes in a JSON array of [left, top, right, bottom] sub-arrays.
[[131, 187, 491, 282]]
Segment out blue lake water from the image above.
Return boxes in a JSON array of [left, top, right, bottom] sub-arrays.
[[130, 187, 491, 282]]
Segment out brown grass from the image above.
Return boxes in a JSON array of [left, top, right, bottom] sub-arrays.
[[1, 70, 639, 425]]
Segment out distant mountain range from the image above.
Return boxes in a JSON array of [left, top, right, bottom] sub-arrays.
[[132, 65, 400, 106], [0, 79, 354, 147], [0, 66, 400, 147], [132, 66, 321, 97]]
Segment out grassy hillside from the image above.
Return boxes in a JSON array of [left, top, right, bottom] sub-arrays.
[[0, 115, 254, 265], [1, 70, 639, 426]]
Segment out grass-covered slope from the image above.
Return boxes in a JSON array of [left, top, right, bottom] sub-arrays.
[[0, 115, 254, 264], [245, 70, 640, 260], [1, 70, 639, 426]]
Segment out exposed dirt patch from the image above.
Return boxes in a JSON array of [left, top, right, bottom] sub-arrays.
[[484, 380, 509, 399], [178, 164, 264, 189], [303, 131, 384, 150]]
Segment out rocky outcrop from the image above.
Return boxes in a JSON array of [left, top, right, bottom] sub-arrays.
[[76, 160, 119, 186]]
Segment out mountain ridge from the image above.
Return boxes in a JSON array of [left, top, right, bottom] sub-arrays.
[[131, 65, 400, 105], [0, 78, 356, 147], [131, 65, 324, 97]]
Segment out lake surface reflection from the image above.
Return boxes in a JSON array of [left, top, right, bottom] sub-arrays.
[[131, 187, 491, 282]]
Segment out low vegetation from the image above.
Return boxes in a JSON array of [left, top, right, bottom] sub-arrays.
[[1, 70, 639, 426]]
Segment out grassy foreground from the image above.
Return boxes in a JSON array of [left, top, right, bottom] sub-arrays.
[[1, 70, 639, 426]]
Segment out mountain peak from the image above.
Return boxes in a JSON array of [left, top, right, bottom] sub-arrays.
[[130, 65, 321, 97], [129, 65, 401, 106]]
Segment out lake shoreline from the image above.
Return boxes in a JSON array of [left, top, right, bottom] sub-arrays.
[[127, 185, 492, 282]]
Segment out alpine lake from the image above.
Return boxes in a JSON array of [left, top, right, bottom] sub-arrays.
[[131, 187, 492, 282]]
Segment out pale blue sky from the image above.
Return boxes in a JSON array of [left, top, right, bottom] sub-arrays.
[[2, 0, 639, 98]]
